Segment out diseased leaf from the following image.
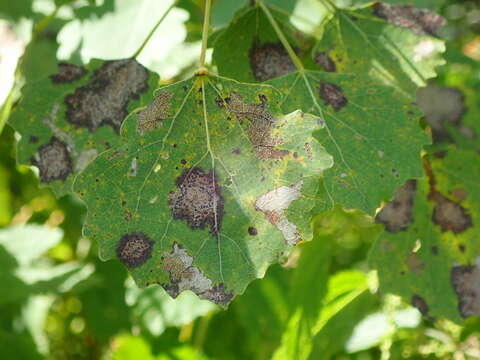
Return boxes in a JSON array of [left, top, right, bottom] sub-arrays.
[[315, 4, 445, 100], [370, 148, 480, 323], [213, 3, 431, 214], [74, 74, 333, 306], [9, 58, 158, 196], [270, 71, 429, 214]]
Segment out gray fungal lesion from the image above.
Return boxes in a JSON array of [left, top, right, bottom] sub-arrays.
[[373, 2, 446, 38], [451, 260, 480, 318], [319, 82, 348, 112], [223, 92, 289, 160], [65, 59, 149, 132], [50, 62, 87, 83], [376, 180, 417, 233], [31, 137, 72, 183], [249, 41, 296, 81], [162, 242, 233, 305], [137, 91, 172, 134], [169, 167, 224, 235], [116, 232, 153, 268]]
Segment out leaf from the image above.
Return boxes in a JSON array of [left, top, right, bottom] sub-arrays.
[[370, 148, 480, 323], [74, 73, 333, 306], [9, 58, 158, 196], [315, 4, 445, 100], [213, 3, 431, 214]]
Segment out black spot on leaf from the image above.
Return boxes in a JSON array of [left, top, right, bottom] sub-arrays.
[[50, 62, 87, 83], [249, 41, 296, 81], [65, 59, 149, 132], [319, 82, 348, 112], [373, 2, 446, 37], [29, 136, 38, 143], [116, 232, 153, 268], [376, 180, 416, 233], [169, 167, 224, 235], [411, 294, 429, 317], [32, 137, 72, 183], [248, 226, 258, 236], [451, 263, 480, 318]]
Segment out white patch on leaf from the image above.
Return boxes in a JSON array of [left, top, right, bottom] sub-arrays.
[[255, 181, 303, 245]]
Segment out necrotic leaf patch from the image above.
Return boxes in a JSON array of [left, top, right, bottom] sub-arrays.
[[373, 3, 446, 38], [376, 180, 417, 233], [169, 167, 224, 235], [249, 41, 296, 81], [50, 62, 87, 83], [65, 59, 149, 132], [451, 262, 480, 318], [116, 232, 153, 268], [137, 91, 172, 134], [432, 194, 472, 234], [319, 82, 348, 112], [314, 51, 336, 72], [32, 137, 72, 183]]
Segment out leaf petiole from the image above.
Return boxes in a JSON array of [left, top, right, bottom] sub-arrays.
[[198, 0, 212, 73]]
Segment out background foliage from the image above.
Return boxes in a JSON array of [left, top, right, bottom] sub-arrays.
[[1, 0, 480, 359]]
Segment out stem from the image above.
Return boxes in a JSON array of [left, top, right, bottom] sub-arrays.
[[258, 1, 305, 73], [198, 0, 212, 71], [132, 0, 178, 58]]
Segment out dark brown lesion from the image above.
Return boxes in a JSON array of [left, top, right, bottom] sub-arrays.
[[451, 263, 480, 318], [116, 232, 153, 268], [137, 91, 172, 134], [319, 82, 348, 112], [223, 92, 289, 160], [314, 51, 336, 72], [376, 180, 417, 233], [64, 59, 150, 132], [249, 41, 296, 81], [31, 137, 72, 183], [50, 62, 87, 83], [169, 167, 224, 235], [373, 2, 446, 38]]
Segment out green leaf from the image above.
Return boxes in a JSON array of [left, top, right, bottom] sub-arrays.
[[74, 73, 333, 306], [370, 148, 480, 323], [213, 3, 431, 214], [9, 58, 158, 196], [315, 5, 445, 100], [270, 71, 429, 214]]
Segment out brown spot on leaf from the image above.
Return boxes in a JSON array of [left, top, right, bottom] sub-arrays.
[[169, 167, 224, 235], [319, 82, 348, 112], [314, 51, 336, 72], [226, 92, 289, 160], [116, 232, 153, 268], [451, 263, 480, 318], [248, 226, 258, 236], [411, 294, 429, 317], [31, 137, 72, 183], [432, 194, 472, 234], [249, 41, 296, 81], [65, 59, 149, 132], [416, 85, 467, 143], [29, 136, 38, 144], [162, 243, 233, 306], [407, 252, 424, 274], [137, 91, 172, 134], [50, 62, 87, 83], [373, 2, 446, 37], [376, 180, 417, 233], [232, 148, 241, 155]]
